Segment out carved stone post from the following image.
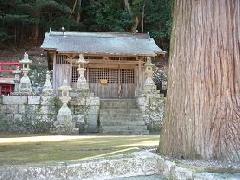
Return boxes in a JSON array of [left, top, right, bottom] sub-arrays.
[[53, 80, 78, 134], [19, 52, 33, 95], [77, 54, 89, 90], [42, 71, 54, 96]]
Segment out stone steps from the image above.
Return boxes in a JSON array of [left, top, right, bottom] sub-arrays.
[[100, 109, 141, 114], [100, 121, 146, 126], [100, 99, 138, 109], [99, 99, 149, 135], [102, 129, 149, 135]]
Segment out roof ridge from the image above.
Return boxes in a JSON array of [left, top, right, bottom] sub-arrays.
[[47, 31, 150, 39]]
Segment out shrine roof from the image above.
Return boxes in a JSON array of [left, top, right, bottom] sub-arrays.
[[41, 31, 164, 57]]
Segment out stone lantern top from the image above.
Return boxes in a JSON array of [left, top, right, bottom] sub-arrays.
[[19, 52, 32, 65], [145, 57, 154, 67], [77, 54, 89, 64]]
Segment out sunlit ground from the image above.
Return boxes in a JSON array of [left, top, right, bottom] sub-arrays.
[[0, 135, 160, 165]]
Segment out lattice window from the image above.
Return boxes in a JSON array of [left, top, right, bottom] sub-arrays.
[[71, 66, 78, 83], [109, 57, 120, 60], [85, 56, 103, 60], [89, 68, 118, 83], [121, 69, 134, 83], [56, 55, 69, 64], [120, 57, 136, 61]]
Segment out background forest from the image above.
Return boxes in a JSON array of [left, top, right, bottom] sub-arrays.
[[0, 0, 172, 50]]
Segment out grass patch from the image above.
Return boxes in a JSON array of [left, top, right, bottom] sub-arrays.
[[0, 135, 159, 165]]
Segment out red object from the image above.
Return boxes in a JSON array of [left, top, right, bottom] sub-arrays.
[[0, 62, 20, 73], [0, 61, 20, 95], [0, 84, 14, 96]]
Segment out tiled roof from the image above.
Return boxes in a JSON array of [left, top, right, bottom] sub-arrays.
[[41, 31, 163, 56]]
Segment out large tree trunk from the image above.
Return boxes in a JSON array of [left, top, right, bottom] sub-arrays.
[[159, 0, 240, 162]]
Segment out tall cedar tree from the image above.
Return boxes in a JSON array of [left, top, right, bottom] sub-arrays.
[[159, 0, 240, 162]]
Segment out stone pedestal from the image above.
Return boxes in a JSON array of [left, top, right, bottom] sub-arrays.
[[53, 103, 78, 134], [77, 67, 89, 90], [18, 73, 33, 95], [52, 82, 78, 134]]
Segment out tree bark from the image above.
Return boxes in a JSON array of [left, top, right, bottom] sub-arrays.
[[131, 16, 139, 33], [141, 1, 145, 33], [124, 0, 132, 15], [159, 0, 240, 162], [76, 0, 82, 23]]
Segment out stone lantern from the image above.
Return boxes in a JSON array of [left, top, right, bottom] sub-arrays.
[[144, 57, 156, 88], [53, 80, 78, 134], [77, 54, 89, 90], [19, 52, 33, 95], [12, 66, 21, 94]]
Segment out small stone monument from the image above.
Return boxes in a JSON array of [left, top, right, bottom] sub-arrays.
[[42, 71, 54, 96], [19, 52, 33, 95], [53, 80, 78, 134], [77, 54, 89, 90], [12, 66, 22, 95]]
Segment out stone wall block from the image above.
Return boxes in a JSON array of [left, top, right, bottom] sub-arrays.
[[40, 96, 55, 106], [88, 106, 99, 114], [6, 105, 18, 114], [3, 96, 27, 105], [0, 105, 6, 114], [26, 105, 39, 113], [28, 96, 40, 105], [39, 106, 56, 115], [34, 115, 55, 122], [86, 97, 100, 106], [13, 114, 22, 122], [18, 105, 26, 114], [5, 114, 14, 121]]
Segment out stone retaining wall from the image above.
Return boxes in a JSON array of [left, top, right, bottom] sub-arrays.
[[0, 94, 100, 133], [0, 96, 58, 133], [137, 93, 165, 133]]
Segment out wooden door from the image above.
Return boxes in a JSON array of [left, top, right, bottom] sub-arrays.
[[119, 69, 135, 98], [89, 68, 135, 99], [54, 55, 72, 89]]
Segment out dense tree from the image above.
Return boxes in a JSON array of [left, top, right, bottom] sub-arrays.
[[159, 0, 240, 162], [0, 0, 172, 50]]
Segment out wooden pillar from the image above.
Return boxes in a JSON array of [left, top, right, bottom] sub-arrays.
[[138, 59, 143, 92], [118, 63, 121, 98], [52, 51, 56, 91], [135, 64, 138, 96]]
